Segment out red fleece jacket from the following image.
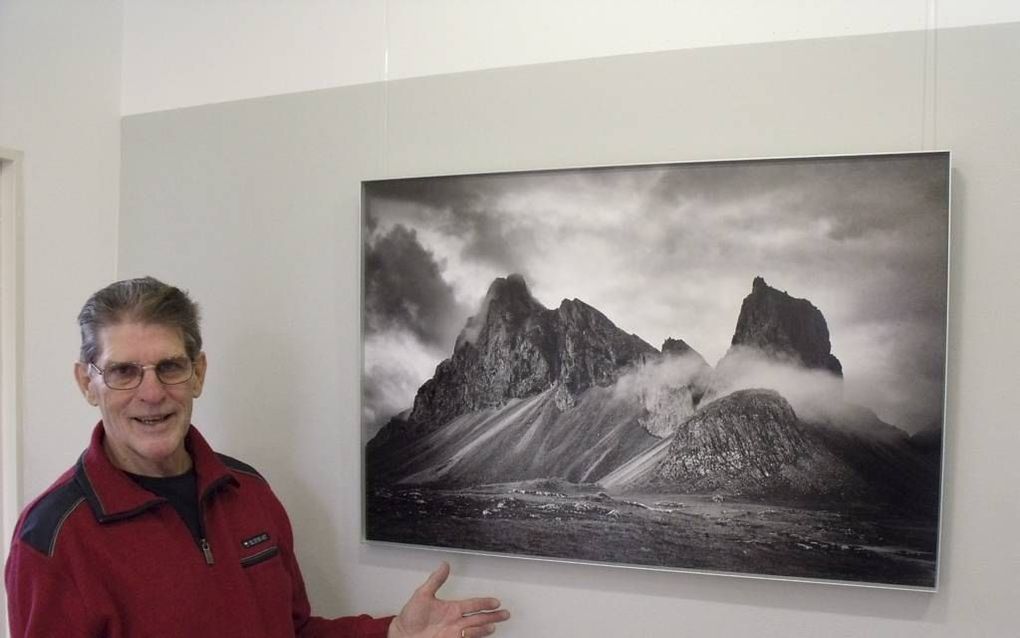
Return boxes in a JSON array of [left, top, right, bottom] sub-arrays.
[[5, 424, 392, 637]]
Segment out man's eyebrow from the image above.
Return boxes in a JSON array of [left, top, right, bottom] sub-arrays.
[[102, 354, 189, 365]]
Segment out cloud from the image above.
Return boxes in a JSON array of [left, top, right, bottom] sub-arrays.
[[838, 321, 947, 433], [706, 347, 846, 424], [362, 330, 447, 437], [364, 223, 471, 352], [612, 352, 710, 405], [707, 345, 942, 434]]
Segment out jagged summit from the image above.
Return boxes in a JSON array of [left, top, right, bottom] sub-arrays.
[[406, 274, 658, 432], [497, 272, 529, 290], [662, 337, 692, 355], [455, 274, 545, 349], [486, 273, 539, 315], [731, 276, 842, 376], [661, 337, 707, 364]]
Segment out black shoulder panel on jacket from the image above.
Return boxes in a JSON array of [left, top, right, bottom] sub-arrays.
[[18, 480, 87, 557], [217, 453, 266, 481]]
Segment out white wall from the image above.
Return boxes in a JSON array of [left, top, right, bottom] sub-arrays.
[[4, 1, 1020, 637], [0, 0, 122, 511], [120, 0, 1020, 115], [118, 22, 1020, 638], [0, 0, 123, 632]]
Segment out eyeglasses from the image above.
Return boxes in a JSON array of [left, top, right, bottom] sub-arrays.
[[89, 357, 195, 390]]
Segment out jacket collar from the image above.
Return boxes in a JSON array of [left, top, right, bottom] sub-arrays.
[[75, 422, 237, 523]]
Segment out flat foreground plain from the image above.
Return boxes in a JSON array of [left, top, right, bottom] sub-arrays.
[[366, 484, 937, 587]]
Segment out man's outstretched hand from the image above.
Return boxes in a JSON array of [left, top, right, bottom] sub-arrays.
[[387, 562, 510, 638]]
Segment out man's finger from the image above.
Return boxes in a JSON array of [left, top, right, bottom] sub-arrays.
[[457, 597, 503, 616], [461, 608, 511, 637], [460, 609, 510, 636], [416, 561, 451, 597], [461, 625, 496, 638]]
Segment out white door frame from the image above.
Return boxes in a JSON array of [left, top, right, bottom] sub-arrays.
[[0, 146, 24, 568]]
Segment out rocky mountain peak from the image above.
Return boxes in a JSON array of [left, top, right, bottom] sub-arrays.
[[552, 298, 657, 409], [486, 273, 541, 316], [408, 275, 658, 430], [661, 337, 705, 363], [454, 274, 546, 351], [731, 276, 842, 376]]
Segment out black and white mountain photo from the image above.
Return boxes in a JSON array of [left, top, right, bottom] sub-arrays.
[[361, 152, 950, 588]]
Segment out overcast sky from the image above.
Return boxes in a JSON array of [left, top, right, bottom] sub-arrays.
[[363, 153, 950, 436]]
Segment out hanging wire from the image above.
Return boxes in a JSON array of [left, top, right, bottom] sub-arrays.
[[382, 0, 390, 176], [922, 0, 939, 150]]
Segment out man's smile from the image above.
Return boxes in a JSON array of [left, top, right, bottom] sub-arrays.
[[132, 413, 175, 426]]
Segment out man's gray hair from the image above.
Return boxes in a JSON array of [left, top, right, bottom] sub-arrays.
[[77, 277, 202, 363]]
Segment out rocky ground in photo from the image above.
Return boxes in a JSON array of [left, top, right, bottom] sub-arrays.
[[365, 483, 937, 587]]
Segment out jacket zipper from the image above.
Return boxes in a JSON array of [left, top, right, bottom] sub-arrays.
[[196, 475, 230, 567], [200, 538, 215, 565]]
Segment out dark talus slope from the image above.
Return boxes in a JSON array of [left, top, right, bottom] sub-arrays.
[[367, 386, 661, 489], [366, 339, 715, 489], [805, 405, 942, 512]]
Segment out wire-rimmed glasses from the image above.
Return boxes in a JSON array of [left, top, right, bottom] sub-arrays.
[[89, 356, 195, 390]]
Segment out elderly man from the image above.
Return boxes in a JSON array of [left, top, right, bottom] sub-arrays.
[[5, 277, 509, 637]]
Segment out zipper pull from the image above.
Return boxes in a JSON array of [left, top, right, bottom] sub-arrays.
[[200, 538, 215, 566]]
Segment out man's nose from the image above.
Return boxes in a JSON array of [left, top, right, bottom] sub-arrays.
[[135, 368, 169, 401]]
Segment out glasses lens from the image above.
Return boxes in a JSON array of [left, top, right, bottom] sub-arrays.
[[155, 357, 193, 385], [104, 362, 144, 390]]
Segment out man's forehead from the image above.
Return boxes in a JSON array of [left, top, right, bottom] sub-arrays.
[[95, 322, 188, 362]]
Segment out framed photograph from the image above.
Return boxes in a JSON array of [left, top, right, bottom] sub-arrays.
[[361, 151, 950, 590]]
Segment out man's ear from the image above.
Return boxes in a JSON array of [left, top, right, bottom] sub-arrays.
[[74, 361, 99, 406], [191, 352, 207, 399]]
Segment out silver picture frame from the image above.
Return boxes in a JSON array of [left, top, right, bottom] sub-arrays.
[[361, 151, 950, 591]]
